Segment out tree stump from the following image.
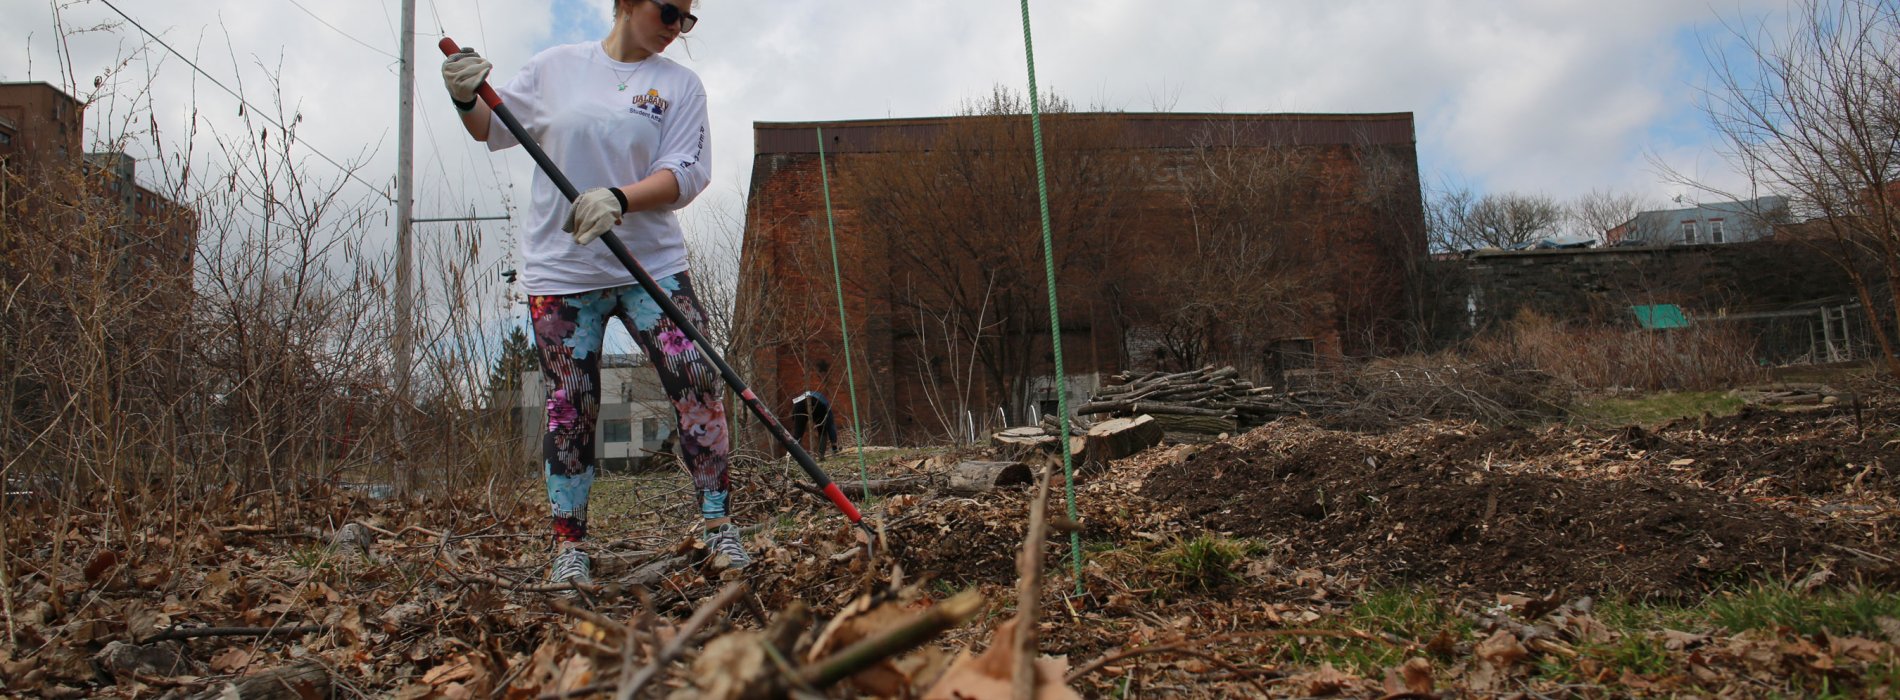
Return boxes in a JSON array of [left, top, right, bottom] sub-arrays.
[[946, 461, 1033, 495], [1082, 415, 1164, 472], [991, 427, 1057, 450]]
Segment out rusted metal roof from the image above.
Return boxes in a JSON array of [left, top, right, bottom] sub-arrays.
[[754, 112, 1415, 154]]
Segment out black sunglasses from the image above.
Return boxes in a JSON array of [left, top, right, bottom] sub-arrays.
[[647, 0, 697, 33]]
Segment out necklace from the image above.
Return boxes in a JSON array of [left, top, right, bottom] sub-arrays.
[[609, 57, 646, 92]]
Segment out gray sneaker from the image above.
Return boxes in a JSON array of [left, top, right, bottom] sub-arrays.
[[551, 545, 592, 587], [703, 524, 753, 570]]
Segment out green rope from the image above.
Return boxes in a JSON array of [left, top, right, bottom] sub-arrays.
[[1017, 0, 1083, 596], [815, 127, 871, 497]]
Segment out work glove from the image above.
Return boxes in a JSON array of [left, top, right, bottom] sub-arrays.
[[442, 48, 492, 107], [563, 187, 629, 246]]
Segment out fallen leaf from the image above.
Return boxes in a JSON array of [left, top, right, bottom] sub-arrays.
[[1876, 617, 1900, 645], [1618, 668, 1655, 689], [1826, 634, 1888, 662], [1475, 629, 1528, 668], [83, 550, 120, 583], [208, 647, 253, 673], [554, 655, 593, 694], [1660, 629, 1709, 651], [1399, 657, 1433, 693], [1288, 663, 1359, 696], [922, 619, 1081, 700], [423, 656, 475, 686], [691, 631, 770, 700]]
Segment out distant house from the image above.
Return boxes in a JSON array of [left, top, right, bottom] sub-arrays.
[[512, 353, 675, 472], [1608, 196, 1789, 246]]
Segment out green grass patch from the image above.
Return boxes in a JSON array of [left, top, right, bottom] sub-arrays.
[[1161, 534, 1247, 591], [1704, 584, 1900, 637], [1258, 588, 1471, 676], [1222, 582, 1898, 690], [1590, 597, 1702, 632], [1569, 390, 1745, 427], [1582, 585, 1900, 644]]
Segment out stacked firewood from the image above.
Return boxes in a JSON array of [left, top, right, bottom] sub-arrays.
[[1079, 365, 1316, 433], [1732, 383, 1847, 406]]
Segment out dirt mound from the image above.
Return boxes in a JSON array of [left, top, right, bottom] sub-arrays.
[[887, 493, 1032, 585], [1141, 422, 1865, 598], [1645, 406, 1897, 498]]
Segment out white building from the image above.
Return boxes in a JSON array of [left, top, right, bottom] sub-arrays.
[[515, 353, 676, 471]]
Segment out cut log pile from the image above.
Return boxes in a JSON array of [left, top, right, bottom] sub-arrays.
[[1732, 383, 1848, 407], [1080, 365, 1318, 434]]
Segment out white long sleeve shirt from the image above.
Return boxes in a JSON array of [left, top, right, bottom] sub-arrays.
[[488, 41, 711, 295]]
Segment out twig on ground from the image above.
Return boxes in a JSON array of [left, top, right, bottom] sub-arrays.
[[1013, 468, 1055, 700], [796, 589, 986, 689], [1067, 628, 1410, 686], [758, 635, 824, 696], [1829, 543, 1897, 564], [1064, 645, 1270, 695], [550, 598, 652, 647], [614, 581, 748, 699], [453, 567, 604, 596], [1, 506, 15, 648], [139, 624, 327, 644]]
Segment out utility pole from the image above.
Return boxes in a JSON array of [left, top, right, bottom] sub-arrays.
[[395, 0, 417, 486]]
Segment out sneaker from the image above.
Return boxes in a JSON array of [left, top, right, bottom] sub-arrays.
[[703, 524, 753, 570], [550, 545, 592, 587]]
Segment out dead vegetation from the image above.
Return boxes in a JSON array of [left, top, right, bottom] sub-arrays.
[[5, 381, 1896, 698]]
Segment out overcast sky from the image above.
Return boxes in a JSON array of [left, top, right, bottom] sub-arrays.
[[3, 0, 1787, 332]]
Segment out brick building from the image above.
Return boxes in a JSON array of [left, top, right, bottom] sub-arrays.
[[736, 112, 1425, 446], [0, 82, 196, 300]]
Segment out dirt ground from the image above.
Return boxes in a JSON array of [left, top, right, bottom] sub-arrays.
[[1139, 411, 1890, 599], [4, 384, 1897, 697]]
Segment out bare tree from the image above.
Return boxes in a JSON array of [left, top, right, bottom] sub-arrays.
[[1426, 189, 1565, 251], [1681, 0, 1900, 377], [1568, 188, 1658, 242], [1150, 124, 1334, 374], [1424, 184, 1480, 253], [1465, 193, 1566, 249], [839, 87, 1140, 428]]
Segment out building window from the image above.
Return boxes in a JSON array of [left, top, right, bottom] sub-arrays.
[[1681, 221, 1698, 244], [642, 417, 661, 442], [1710, 219, 1725, 243], [602, 419, 632, 444], [0, 131, 12, 145]]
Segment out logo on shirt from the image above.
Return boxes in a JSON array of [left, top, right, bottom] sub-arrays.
[[629, 89, 669, 121]]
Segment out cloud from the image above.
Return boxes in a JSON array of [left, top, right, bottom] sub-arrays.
[[0, 0, 1795, 318]]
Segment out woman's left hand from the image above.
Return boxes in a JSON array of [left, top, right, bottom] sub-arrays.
[[564, 187, 629, 245]]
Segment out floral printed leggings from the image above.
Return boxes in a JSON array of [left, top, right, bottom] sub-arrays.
[[528, 271, 730, 543]]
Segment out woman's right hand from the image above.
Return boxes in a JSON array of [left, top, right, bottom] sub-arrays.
[[442, 49, 492, 104]]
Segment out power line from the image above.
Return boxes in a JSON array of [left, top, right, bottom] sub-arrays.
[[97, 0, 396, 203], [282, 0, 401, 60], [426, 0, 447, 36], [472, 0, 492, 53]]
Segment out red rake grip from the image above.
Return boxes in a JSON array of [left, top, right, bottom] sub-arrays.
[[437, 37, 503, 110], [821, 483, 864, 523]]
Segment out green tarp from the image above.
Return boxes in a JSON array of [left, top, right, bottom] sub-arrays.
[[1632, 304, 1690, 330]]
